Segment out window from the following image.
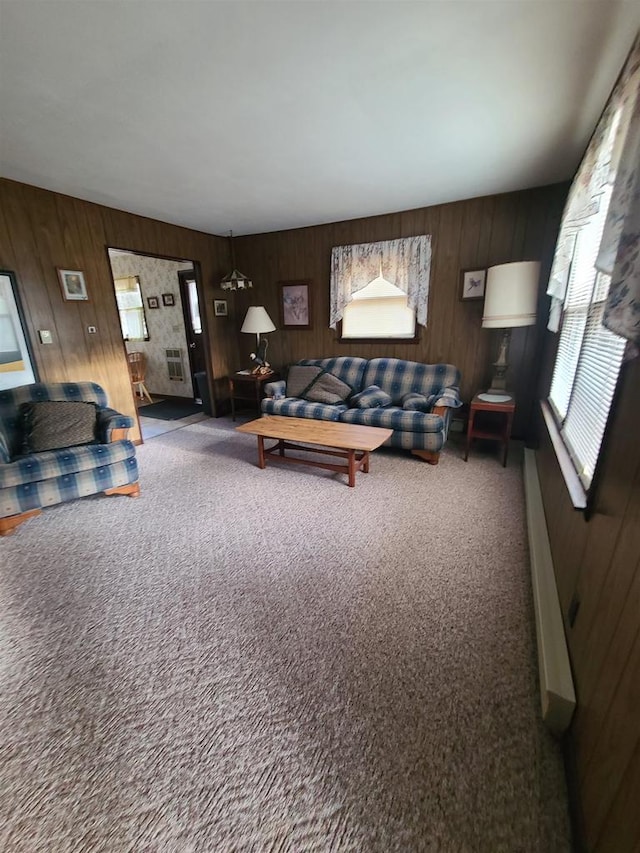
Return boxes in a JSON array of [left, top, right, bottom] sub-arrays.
[[548, 179, 626, 495], [114, 276, 149, 342], [330, 235, 431, 336], [341, 276, 416, 339]]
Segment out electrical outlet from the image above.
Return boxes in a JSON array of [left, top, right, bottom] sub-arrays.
[[87, 325, 97, 334], [38, 330, 53, 344]]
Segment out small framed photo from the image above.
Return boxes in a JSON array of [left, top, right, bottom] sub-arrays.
[[147, 296, 160, 309], [214, 299, 228, 317], [279, 280, 311, 329], [162, 293, 175, 307], [460, 269, 486, 301], [57, 268, 88, 301]]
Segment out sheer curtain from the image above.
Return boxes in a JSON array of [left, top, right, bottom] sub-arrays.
[[598, 40, 640, 349], [330, 235, 431, 329], [548, 34, 640, 347]]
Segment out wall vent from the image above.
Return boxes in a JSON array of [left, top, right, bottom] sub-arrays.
[[165, 348, 184, 382]]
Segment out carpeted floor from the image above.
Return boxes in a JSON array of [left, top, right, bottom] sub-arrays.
[[0, 420, 571, 852]]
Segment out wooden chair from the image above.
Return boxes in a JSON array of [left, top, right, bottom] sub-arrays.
[[128, 351, 153, 404]]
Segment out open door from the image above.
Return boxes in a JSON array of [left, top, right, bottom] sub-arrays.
[[178, 268, 210, 412]]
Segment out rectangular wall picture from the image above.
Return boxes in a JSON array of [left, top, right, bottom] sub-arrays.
[[0, 270, 38, 390], [58, 268, 89, 301], [279, 280, 312, 329], [214, 299, 228, 317], [460, 269, 486, 301]]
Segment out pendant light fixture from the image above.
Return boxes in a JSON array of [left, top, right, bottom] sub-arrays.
[[220, 230, 252, 291]]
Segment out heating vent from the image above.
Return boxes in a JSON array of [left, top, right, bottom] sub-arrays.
[[524, 448, 576, 735], [165, 348, 184, 382]]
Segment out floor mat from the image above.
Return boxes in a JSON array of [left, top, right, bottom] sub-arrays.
[[138, 400, 203, 420]]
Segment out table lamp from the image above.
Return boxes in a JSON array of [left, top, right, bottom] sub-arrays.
[[482, 261, 540, 395], [241, 306, 276, 373]]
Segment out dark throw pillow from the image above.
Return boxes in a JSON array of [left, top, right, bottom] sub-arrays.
[[302, 371, 352, 405], [350, 385, 392, 409], [21, 401, 98, 454], [286, 365, 323, 398]]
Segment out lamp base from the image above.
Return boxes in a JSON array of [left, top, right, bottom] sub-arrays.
[[486, 329, 511, 394]]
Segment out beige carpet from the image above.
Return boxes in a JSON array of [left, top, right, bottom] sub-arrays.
[[0, 420, 571, 852]]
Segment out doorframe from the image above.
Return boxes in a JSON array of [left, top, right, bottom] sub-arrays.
[[106, 248, 216, 439]]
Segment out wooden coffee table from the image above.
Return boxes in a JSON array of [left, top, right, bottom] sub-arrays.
[[236, 415, 393, 487]]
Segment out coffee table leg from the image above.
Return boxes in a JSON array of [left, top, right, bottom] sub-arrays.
[[348, 449, 356, 487], [278, 439, 285, 457], [257, 436, 266, 469], [362, 451, 370, 474]]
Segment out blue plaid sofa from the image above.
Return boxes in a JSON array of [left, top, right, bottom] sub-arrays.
[[0, 382, 139, 535], [262, 357, 461, 463]]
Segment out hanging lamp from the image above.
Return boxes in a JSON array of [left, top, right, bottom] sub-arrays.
[[220, 231, 252, 291]]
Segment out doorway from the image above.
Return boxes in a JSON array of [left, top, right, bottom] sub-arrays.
[[107, 248, 212, 439]]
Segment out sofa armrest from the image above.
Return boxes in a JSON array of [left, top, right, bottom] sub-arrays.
[[97, 407, 135, 443], [432, 386, 462, 409], [264, 379, 286, 399]]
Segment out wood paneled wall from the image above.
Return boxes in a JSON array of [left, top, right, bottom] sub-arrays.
[[0, 179, 238, 440], [233, 183, 567, 436], [536, 343, 640, 850]]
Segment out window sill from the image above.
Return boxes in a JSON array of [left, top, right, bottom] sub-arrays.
[[540, 400, 587, 511]]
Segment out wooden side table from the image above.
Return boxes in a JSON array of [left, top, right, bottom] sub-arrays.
[[229, 370, 278, 421], [464, 393, 516, 467]]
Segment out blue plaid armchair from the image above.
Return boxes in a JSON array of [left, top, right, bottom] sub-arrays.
[[262, 357, 462, 464], [0, 382, 139, 535]]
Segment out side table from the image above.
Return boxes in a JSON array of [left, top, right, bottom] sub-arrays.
[[464, 393, 516, 467], [229, 370, 279, 421]]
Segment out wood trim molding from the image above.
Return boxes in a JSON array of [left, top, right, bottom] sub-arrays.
[[540, 400, 587, 511]]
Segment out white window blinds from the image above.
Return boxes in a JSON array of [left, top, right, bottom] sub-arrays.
[[548, 186, 626, 490]]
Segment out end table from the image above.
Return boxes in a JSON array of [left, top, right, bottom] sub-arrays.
[[229, 370, 279, 421], [464, 393, 516, 467]]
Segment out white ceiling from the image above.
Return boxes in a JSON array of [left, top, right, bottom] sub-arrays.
[[1, 1, 638, 236]]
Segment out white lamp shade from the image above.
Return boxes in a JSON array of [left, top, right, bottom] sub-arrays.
[[241, 306, 276, 334], [482, 261, 540, 328]]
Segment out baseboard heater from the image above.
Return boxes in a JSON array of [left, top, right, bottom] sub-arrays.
[[523, 448, 576, 735]]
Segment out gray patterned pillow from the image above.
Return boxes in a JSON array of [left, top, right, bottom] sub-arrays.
[[303, 371, 352, 405], [286, 365, 323, 398], [21, 401, 98, 453], [350, 385, 392, 409], [402, 392, 436, 412]]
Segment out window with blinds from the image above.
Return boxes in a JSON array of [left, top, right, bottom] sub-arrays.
[[548, 184, 625, 491], [341, 276, 416, 339], [114, 276, 149, 342]]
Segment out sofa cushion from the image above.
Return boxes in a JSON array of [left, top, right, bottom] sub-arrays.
[[363, 358, 461, 404], [303, 371, 352, 405], [261, 398, 347, 422], [0, 440, 136, 489], [350, 385, 392, 409], [21, 400, 98, 454], [285, 365, 323, 398], [340, 406, 444, 434], [402, 392, 436, 412]]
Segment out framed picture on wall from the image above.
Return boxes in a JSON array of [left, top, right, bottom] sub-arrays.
[[460, 269, 486, 301], [279, 280, 312, 329], [162, 293, 175, 307], [0, 269, 38, 390], [214, 299, 228, 317], [147, 296, 160, 309], [57, 268, 89, 301]]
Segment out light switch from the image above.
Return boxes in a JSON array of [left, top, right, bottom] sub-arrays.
[[87, 325, 97, 334], [38, 330, 53, 344]]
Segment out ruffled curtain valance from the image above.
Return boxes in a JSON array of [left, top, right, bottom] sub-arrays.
[[330, 235, 431, 329], [547, 34, 640, 349]]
